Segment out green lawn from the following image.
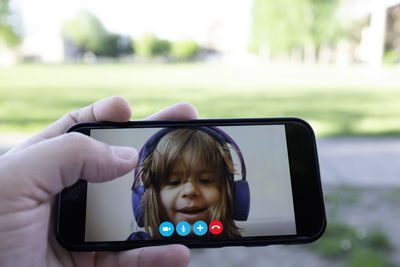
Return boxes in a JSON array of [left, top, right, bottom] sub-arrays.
[[1, 63, 400, 137]]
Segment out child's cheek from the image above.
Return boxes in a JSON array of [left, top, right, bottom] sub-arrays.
[[203, 185, 221, 205], [160, 188, 179, 220]]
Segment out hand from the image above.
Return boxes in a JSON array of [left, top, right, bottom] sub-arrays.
[[0, 96, 198, 267]]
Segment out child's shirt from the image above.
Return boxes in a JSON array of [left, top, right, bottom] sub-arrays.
[[127, 231, 151, 241]]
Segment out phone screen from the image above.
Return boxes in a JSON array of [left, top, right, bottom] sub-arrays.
[[84, 125, 297, 242]]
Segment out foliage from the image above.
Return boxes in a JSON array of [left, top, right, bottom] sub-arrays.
[[134, 35, 199, 60], [308, 0, 343, 48], [152, 39, 171, 56], [250, 0, 309, 54], [134, 33, 171, 57], [325, 186, 361, 217], [61, 10, 107, 55], [61, 10, 132, 58], [383, 49, 399, 65], [133, 33, 155, 57], [96, 34, 133, 57], [0, 0, 20, 47], [61, 10, 107, 54], [348, 249, 387, 267], [171, 39, 199, 61], [386, 187, 400, 204], [311, 222, 354, 258], [0, 24, 18, 46], [310, 222, 391, 267], [250, 0, 342, 56], [385, 5, 400, 62]]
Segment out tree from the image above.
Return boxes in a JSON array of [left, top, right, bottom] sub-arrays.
[[250, 0, 309, 55], [250, 0, 342, 57], [171, 39, 199, 61], [152, 39, 171, 56], [384, 5, 400, 64], [0, 0, 20, 47], [62, 10, 134, 58], [134, 33, 171, 57], [61, 10, 107, 54], [96, 34, 133, 57], [308, 0, 343, 49]]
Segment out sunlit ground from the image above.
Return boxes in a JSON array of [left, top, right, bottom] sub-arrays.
[[1, 62, 400, 136]]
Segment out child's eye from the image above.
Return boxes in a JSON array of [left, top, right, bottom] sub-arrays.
[[166, 179, 181, 186], [199, 178, 212, 184]]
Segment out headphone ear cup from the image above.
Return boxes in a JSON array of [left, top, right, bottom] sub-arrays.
[[132, 185, 145, 227], [233, 179, 250, 221]]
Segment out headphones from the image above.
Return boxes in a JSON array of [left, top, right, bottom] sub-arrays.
[[132, 126, 250, 227]]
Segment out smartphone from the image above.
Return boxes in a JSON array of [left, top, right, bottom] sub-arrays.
[[56, 118, 326, 251]]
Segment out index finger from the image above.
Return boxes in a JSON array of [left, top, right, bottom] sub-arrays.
[[144, 102, 198, 120], [9, 96, 132, 153], [8, 99, 199, 154]]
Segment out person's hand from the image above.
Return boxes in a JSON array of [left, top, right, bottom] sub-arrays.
[[0, 96, 198, 267]]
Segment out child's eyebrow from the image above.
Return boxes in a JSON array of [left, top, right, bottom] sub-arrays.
[[170, 171, 184, 175], [195, 169, 215, 174], [170, 169, 215, 176]]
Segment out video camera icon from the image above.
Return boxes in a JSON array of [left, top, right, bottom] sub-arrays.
[[159, 221, 174, 237]]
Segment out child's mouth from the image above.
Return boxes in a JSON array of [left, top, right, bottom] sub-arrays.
[[178, 207, 207, 214], [176, 207, 208, 222]]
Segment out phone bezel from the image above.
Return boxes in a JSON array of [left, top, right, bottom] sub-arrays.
[[56, 118, 326, 251]]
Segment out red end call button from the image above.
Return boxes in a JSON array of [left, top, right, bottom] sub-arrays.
[[209, 220, 223, 235]]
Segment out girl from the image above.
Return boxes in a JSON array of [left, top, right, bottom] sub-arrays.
[[131, 128, 241, 239]]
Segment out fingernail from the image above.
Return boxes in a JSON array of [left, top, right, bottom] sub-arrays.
[[112, 146, 137, 161]]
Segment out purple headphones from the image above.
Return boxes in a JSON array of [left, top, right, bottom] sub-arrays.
[[132, 126, 250, 227]]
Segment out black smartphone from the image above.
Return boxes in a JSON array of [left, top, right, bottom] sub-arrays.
[[56, 118, 326, 251]]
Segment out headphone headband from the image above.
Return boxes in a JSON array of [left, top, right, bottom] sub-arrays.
[[208, 126, 247, 180], [133, 126, 247, 182]]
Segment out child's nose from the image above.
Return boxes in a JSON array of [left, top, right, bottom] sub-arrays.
[[181, 180, 199, 198]]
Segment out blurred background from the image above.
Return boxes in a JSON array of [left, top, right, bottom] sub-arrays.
[[1, 0, 400, 266]]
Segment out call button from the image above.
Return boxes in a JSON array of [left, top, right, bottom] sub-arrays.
[[176, 221, 191, 236], [193, 220, 208, 236], [159, 221, 174, 237], [209, 220, 223, 235]]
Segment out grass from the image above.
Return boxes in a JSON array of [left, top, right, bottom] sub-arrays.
[[386, 187, 400, 204], [309, 222, 391, 267], [2, 62, 400, 136], [324, 185, 361, 218], [316, 186, 398, 266]]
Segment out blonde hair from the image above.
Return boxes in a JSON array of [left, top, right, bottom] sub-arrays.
[[133, 128, 241, 238]]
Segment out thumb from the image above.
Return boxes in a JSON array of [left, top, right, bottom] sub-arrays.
[[0, 132, 137, 211], [92, 245, 191, 267]]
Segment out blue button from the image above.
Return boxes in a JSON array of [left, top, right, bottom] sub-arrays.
[[176, 221, 191, 236], [193, 220, 208, 236], [159, 221, 174, 237]]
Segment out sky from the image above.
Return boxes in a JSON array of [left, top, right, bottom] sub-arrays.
[[11, 0, 253, 44]]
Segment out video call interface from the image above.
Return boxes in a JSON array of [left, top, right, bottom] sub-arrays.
[[85, 125, 297, 242]]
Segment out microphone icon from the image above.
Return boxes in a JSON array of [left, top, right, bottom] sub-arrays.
[[177, 221, 190, 236]]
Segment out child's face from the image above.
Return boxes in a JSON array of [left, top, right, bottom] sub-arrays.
[[159, 150, 221, 225]]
